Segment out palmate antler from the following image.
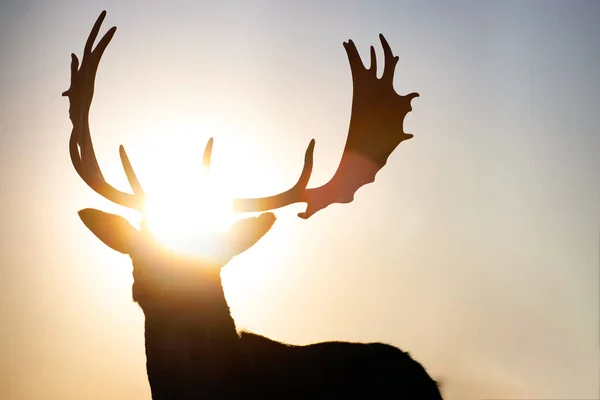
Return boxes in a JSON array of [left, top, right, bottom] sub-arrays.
[[299, 36, 419, 218], [230, 35, 419, 218], [64, 11, 418, 219]]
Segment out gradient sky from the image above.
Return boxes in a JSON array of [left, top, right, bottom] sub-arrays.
[[1, 1, 599, 399]]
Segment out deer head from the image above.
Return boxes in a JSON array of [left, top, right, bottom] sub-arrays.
[[63, 11, 418, 305]]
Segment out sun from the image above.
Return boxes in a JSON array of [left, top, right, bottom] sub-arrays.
[[143, 167, 238, 256], [122, 120, 279, 258]]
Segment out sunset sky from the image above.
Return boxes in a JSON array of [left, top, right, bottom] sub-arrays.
[[1, 1, 599, 399]]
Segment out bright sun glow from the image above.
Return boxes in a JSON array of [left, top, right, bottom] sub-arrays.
[[143, 167, 238, 256], [122, 120, 283, 258]]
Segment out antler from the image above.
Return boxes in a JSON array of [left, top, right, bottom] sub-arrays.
[[298, 35, 419, 218], [65, 12, 418, 220], [64, 12, 314, 214], [230, 35, 419, 217], [63, 11, 146, 211]]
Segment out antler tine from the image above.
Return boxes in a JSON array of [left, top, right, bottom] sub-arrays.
[[64, 11, 145, 211], [203, 138, 214, 173], [119, 146, 146, 199], [379, 34, 399, 83], [230, 139, 315, 213]]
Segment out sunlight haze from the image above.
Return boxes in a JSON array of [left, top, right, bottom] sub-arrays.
[[0, 1, 599, 399]]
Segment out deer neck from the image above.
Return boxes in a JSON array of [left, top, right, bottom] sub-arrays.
[[133, 254, 245, 398]]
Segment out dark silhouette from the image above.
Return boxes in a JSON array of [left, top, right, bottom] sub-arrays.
[[63, 11, 441, 399]]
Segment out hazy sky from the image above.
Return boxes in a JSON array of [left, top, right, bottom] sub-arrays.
[[1, 1, 599, 399]]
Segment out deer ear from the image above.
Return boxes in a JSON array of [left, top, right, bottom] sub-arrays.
[[78, 208, 139, 254], [226, 212, 276, 257]]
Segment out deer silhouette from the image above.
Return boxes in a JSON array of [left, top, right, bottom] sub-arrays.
[[63, 11, 442, 399]]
